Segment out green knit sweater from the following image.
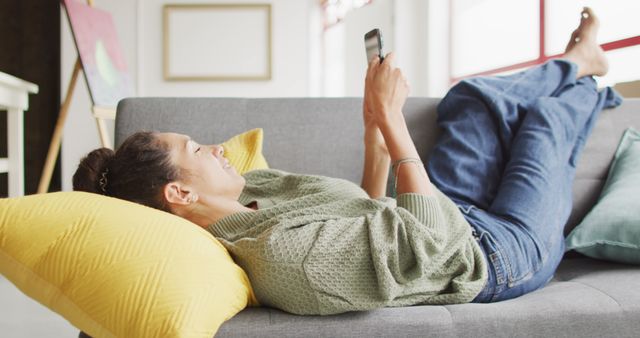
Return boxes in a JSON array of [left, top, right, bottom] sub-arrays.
[[208, 169, 488, 315]]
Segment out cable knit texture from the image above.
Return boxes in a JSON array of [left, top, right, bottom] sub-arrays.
[[208, 169, 488, 315]]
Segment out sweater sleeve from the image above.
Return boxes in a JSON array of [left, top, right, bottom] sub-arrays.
[[396, 193, 445, 233]]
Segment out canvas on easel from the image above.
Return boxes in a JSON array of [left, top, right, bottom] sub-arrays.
[[64, 0, 133, 109], [38, 0, 133, 193]]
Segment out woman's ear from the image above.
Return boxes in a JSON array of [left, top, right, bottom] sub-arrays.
[[164, 182, 193, 206]]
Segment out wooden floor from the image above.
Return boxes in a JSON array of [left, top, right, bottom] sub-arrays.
[[0, 276, 77, 337]]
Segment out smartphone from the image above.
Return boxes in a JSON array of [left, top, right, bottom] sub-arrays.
[[364, 28, 384, 63]]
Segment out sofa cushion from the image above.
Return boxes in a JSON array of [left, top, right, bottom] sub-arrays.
[[566, 127, 640, 264], [0, 192, 255, 338], [221, 128, 269, 174]]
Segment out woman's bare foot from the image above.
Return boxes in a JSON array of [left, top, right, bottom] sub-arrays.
[[563, 7, 609, 78]]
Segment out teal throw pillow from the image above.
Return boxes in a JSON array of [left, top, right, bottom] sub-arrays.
[[565, 127, 640, 264]]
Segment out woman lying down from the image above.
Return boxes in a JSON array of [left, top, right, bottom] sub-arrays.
[[74, 8, 621, 314]]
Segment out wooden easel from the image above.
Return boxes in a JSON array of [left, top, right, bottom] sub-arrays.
[[37, 0, 116, 194]]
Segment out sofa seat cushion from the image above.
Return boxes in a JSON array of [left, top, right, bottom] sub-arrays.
[[217, 258, 640, 338]]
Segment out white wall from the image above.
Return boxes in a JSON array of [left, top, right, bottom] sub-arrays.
[[342, 0, 394, 96], [322, 0, 450, 97], [425, 0, 451, 97], [61, 0, 313, 190]]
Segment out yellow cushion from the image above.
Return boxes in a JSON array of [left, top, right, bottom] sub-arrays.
[[0, 191, 257, 338], [221, 128, 269, 174]]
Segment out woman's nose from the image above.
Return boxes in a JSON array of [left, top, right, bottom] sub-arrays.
[[211, 144, 224, 156]]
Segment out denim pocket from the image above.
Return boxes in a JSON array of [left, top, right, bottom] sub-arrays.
[[476, 230, 508, 288], [462, 206, 541, 289]]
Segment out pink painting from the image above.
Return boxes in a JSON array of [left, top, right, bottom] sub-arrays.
[[63, 0, 133, 107]]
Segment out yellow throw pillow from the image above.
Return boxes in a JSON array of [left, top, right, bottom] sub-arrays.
[[0, 192, 257, 338], [221, 128, 269, 174]]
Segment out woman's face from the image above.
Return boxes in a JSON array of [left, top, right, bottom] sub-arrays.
[[157, 132, 245, 200]]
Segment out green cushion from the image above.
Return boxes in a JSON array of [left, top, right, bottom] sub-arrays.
[[566, 127, 640, 264]]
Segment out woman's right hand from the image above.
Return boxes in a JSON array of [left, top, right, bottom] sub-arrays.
[[364, 52, 410, 130], [364, 53, 433, 196]]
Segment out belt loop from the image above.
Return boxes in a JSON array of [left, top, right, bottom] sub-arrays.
[[456, 203, 475, 214], [471, 228, 480, 241]]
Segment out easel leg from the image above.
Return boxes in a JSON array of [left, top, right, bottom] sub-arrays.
[[37, 58, 82, 194], [95, 117, 112, 149]]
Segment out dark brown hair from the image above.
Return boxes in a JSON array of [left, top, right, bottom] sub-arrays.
[[73, 131, 181, 212]]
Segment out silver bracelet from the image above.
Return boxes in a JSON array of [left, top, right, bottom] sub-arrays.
[[392, 157, 424, 195]]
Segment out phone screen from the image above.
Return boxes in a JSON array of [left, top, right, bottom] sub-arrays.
[[364, 29, 384, 63]]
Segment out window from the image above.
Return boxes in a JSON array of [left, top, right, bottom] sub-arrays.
[[450, 0, 640, 87]]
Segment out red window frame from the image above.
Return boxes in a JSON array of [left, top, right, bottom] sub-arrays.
[[449, 0, 640, 83]]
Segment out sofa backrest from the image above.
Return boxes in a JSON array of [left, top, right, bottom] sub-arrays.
[[115, 97, 639, 233]]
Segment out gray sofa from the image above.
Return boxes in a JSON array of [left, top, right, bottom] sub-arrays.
[[110, 97, 639, 337]]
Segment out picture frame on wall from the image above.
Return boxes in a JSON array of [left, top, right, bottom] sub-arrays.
[[163, 3, 272, 81]]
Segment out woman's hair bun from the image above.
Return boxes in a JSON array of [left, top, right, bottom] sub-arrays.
[[73, 147, 116, 194]]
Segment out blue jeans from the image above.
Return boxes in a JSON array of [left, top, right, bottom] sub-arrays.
[[427, 60, 622, 302]]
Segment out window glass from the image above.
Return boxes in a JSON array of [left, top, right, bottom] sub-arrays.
[[546, 0, 640, 55], [451, 0, 539, 77], [599, 45, 640, 87]]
